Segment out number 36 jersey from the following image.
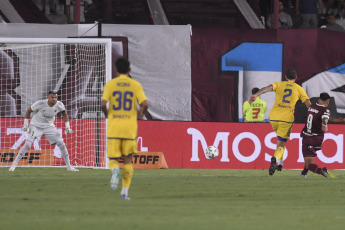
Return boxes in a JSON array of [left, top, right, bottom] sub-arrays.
[[102, 74, 147, 139], [269, 80, 309, 123]]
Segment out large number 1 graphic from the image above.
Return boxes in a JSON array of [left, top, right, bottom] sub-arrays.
[[112, 91, 134, 111], [282, 89, 292, 103]]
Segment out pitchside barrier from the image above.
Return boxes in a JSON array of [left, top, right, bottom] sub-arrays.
[[0, 150, 168, 169], [136, 120, 345, 170], [2, 119, 345, 170], [0, 149, 54, 167]]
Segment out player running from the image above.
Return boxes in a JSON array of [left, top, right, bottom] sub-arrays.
[[101, 57, 148, 200], [248, 69, 311, 175], [9, 91, 78, 172], [300, 93, 345, 178]]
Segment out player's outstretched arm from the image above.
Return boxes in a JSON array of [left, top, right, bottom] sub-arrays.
[[329, 117, 345, 124], [248, 85, 273, 104], [62, 111, 73, 134], [21, 107, 33, 131], [304, 99, 311, 108], [323, 117, 345, 132], [139, 100, 148, 118], [322, 118, 329, 132], [101, 100, 108, 118]]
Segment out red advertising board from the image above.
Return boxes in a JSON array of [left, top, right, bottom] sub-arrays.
[[1, 118, 344, 169], [137, 121, 345, 170], [0, 118, 106, 167], [0, 149, 54, 166]]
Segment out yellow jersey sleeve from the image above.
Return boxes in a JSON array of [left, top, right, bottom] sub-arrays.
[[297, 84, 309, 102], [136, 83, 147, 104], [102, 82, 111, 101]]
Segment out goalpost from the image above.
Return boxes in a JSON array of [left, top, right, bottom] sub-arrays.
[[0, 37, 112, 169]]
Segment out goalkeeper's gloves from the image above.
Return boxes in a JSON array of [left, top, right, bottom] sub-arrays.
[[65, 121, 73, 134], [21, 119, 29, 132]]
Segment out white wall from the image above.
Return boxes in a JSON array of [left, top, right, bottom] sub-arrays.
[[0, 23, 192, 121]]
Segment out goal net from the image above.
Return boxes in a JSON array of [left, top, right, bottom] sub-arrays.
[[0, 38, 112, 169]]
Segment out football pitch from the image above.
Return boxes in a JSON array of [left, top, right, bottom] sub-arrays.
[[1, 168, 345, 230]]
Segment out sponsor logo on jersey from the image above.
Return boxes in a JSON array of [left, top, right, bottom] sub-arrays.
[[117, 82, 130, 87], [113, 115, 131, 119], [309, 107, 319, 113]]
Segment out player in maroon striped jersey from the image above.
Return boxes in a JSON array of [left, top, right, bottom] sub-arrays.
[[300, 93, 345, 178]]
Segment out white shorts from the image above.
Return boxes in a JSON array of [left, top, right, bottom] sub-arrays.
[[27, 125, 62, 145]]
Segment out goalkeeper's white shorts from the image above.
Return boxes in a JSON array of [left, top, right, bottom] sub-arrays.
[[27, 125, 62, 145]]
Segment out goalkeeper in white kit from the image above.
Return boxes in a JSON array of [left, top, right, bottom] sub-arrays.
[[9, 91, 79, 172]]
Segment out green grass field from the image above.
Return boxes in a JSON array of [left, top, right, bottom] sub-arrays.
[[1, 168, 345, 230]]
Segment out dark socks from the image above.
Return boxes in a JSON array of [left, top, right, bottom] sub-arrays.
[[308, 163, 322, 175], [301, 165, 309, 175]]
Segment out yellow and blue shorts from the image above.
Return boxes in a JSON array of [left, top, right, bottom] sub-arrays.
[[107, 138, 137, 158], [269, 120, 294, 140]]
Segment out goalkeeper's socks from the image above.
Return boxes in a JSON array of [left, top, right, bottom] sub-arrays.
[[122, 163, 133, 188], [12, 141, 32, 166], [308, 163, 322, 174], [63, 156, 71, 168], [57, 141, 72, 167], [12, 154, 23, 166], [12, 150, 27, 167]]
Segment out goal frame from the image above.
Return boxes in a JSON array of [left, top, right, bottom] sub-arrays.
[[0, 37, 112, 169], [0, 37, 112, 74]]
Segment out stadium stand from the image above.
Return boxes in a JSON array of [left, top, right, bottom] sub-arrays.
[[0, 0, 50, 23], [160, 0, 248, 27], [0, 0, 264, 28], [109, 0, 153, 25]]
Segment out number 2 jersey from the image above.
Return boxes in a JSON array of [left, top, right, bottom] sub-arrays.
[[301, 103, 330, 138], [102, 74, 147, 139], [269, 80, 309, 123]]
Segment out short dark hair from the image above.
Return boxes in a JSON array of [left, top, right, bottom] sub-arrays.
[[320, 92, 330, 101], [327, 14, 335, 19], [115, 57, 130, 74], [286, 69, 297, 80], [252, 87, 260, 94], [48, 90, 58, 95]]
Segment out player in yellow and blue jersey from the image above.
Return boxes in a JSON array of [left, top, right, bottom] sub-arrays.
[[243, 87, 267, 122], [248, 69, 311, 175], [101, 57, 148, 200]]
